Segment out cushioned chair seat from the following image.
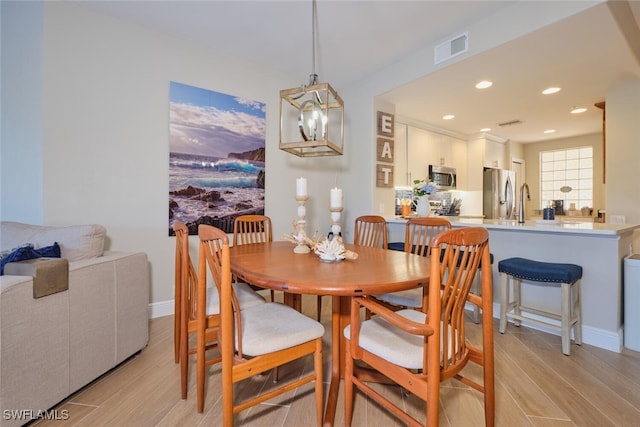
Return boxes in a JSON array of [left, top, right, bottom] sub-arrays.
[[344, 309, 453, 370], [374, 288, 423, 308], [238, 302, 325, 356], [206, 282, 265, 315], [498, 257, 582, 284]]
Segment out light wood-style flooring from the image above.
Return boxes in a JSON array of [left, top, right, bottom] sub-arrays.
[[33, 293, 640, 426]]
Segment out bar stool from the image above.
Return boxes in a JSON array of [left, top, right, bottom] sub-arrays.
[[498, 257, 582, 355]]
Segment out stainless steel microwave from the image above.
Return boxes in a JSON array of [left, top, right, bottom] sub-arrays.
[[428, 165, 456, 190]]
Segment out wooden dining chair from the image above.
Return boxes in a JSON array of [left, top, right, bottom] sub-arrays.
[[319, 215, 390, 321], [351, 215, 389, 320], [353, 215, 388, 248], [173, 221, 190, 364], [234, 214, 323, 321], [172, 221, 265, 406], [197, 225, 325, 425], [344, 227, 495, 427], [233, 215, 274, 301], [375, 216, 451, 310]]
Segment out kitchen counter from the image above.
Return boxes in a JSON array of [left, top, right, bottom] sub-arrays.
[[387, 216, 637, 236], [386, 216, 640, 352], [530, 214, 595, 223]]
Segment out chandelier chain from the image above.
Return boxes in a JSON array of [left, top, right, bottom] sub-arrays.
[[311, 0, 317, 83]]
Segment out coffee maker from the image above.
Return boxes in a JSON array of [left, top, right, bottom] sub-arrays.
[[552, 200, 564, 216]]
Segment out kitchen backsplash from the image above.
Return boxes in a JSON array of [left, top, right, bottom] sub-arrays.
[[394, 188, 453, 214], [394, 188, 483, 217]]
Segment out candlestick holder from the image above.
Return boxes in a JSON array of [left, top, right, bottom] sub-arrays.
[[328, 206, 343, 240], [294, 195, 311, 253]]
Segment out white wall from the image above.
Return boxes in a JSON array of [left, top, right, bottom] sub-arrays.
[[606, 81, 640, 225], [606, 80, 640, 252], [1, 1, 43, 223]]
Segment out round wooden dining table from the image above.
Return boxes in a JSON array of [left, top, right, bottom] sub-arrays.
[[229, 241, 431, 427]]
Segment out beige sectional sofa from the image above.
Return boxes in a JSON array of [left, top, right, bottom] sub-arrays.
[[0, 221, 149, 426]]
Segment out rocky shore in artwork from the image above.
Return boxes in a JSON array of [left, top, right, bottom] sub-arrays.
[[168, 148, 265, 235], [169, 184, 264, 235], [228, 147, 265, 162]]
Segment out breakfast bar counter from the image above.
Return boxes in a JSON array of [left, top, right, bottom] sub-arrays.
[[387, 217, 640, 352]]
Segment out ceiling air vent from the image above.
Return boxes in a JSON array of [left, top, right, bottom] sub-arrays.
[[498, 119, 523, 127], [434, 32, 468, 64]]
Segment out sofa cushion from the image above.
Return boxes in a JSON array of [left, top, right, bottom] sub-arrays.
[[0, 222, 106, 262], [0, 242, 61, 275]]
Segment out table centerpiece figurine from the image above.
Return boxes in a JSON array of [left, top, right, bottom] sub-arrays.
[[282, 231, 358, 261], [314, 236, 347, 262]]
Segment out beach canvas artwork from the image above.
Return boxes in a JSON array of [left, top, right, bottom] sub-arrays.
[[168, 81, 266, 235]]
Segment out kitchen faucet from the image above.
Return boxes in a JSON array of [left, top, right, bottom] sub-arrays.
[[518, 183, 530, 223]]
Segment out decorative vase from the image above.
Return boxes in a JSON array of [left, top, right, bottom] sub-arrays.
[[416, 195, 429, 216]]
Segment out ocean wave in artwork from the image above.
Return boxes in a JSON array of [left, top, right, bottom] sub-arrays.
[[190, 175, 257, 188], [172, 157, 262, 173]]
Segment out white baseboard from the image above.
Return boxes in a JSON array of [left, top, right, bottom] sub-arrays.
[[148, 299, 174, 319]]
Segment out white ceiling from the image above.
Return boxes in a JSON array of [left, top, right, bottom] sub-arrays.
[[74, 0, 640, 144]]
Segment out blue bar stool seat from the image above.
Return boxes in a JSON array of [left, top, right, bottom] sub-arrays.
[[498, 257, 582, 355]]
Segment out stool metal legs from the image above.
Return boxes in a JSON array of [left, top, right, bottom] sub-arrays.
[[500, 272, 582, 355], [472, 276, 481, 324], [560, 281, 582, 354]]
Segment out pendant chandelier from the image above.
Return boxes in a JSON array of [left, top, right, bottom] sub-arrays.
[[279, 0, 344, 157]]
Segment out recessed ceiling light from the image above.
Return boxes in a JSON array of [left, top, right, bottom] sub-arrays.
[[442, 114, 455, 120], [542, 87, 561, 95], [570, 107, 587, 114], [475, 80, 493, 89], [544, 129, 556, 134], [480, 127, 491, 132]]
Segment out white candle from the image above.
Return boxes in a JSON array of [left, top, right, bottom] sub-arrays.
[[296, 177, 307, 197], [330, 187, 342, 208]]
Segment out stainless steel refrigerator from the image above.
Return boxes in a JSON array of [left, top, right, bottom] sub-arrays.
[[483, 168, 516, 219]]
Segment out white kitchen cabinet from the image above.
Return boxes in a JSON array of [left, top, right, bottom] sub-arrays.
[[406, 126, 431, 184], [395, 123, 468, 188], [485, 138, 506, 169], [467, 134, 508, 190], [449, 136, 467, 189]]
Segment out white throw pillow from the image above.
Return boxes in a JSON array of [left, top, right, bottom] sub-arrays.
[[0, 222, 106, 262]]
